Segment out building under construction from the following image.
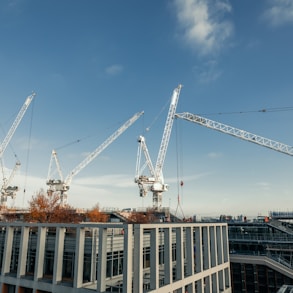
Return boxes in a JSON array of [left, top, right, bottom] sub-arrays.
[[227, 212, 293, 292], [0, 220, 231, 293]]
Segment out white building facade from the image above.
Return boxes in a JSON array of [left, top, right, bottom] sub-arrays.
[[0, 222, 231, 293]]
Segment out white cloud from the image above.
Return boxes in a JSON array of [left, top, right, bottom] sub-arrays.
[[193, 59, 222, 83], [1, 0, 23, 13], [256, 181, 271, 191], [246, 39, 261, 50], [208, 151, 222, 158], [263, 0, 293, 27], [13, 136, 43, 151], [74, 174, 135, 188], [7, 171, 47, 208], [167, 172, 212, 184], [105, 64, 123, 76], [173, 0, 233, 55]]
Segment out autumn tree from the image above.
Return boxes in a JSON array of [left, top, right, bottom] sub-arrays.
[[25, 189, 83, 223], [86, 203, 109, 222]]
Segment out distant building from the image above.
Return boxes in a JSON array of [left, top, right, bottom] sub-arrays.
[[228, 215, 293, 292]]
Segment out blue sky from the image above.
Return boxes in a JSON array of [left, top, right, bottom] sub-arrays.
[[1, 0, 293, 218]]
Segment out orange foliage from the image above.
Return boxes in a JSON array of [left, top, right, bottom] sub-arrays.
[[86, 204, 109, 222], [25, 189, 83, 223]]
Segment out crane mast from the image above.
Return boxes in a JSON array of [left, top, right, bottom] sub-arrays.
[[175, 112, 293, 156], [135, 85, 182, 210], [47, 111, 144, 205], [155, 85, 182, 178]]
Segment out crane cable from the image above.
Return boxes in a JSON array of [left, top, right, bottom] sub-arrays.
[[143, 96, 170, 134], [198, 106, 293, 116], [174, 119, 185, 219], [54, 113, 146, 151], [22, 98, 35, 207]]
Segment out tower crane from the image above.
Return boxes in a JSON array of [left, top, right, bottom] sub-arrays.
[[0, 93, 36, 207], [135, 85, 182, 210], [47, 110, 144, 205], [175, 112, 293, 156]]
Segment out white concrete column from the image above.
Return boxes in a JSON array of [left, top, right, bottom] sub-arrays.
[[216, 225, 223, 265], [222, 225, 229, 263], [17, 226, 30, 278], [210, 226, 217, 267], [195, 226, 202, 273], [122, 224, 133, 293], [52, 227, 65, 284], [175, 227, 184, 281], [133, 224, 143, 293], [97, 227, 107, 292], [185, 226, 195, 293], [163, 227, 172, 285], [90, 228, 98, 282], [185, 227, 194, 277], [1, 226, 14, 275], [222, 225, 231, 288], [34, 227, 47, 281], [202, 226, 210, 270], [150, 227, 159, 290], [74, 227, 85, 288]]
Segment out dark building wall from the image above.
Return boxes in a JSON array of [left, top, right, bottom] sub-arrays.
[[231, 262, 293, 293]]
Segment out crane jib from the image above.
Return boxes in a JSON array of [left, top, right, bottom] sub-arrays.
[[175, 112, 293, 157]]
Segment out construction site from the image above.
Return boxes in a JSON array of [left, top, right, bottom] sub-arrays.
[[1, 86, 293, 292]]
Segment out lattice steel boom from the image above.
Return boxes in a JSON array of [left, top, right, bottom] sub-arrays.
[[175, 112, 293, 156], [0, 93, 36, 207], [47, 111, 144, 205], [0, 93, 36, 157]]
